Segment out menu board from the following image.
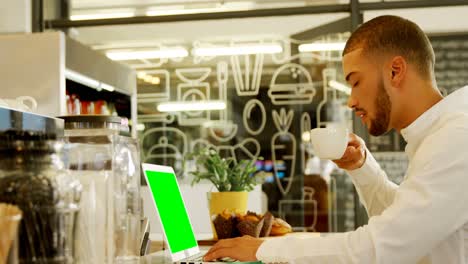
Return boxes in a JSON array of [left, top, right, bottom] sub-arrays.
[[430, 34, 468, 94]]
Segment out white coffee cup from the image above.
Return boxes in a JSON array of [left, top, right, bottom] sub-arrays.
[[309, 127, 349, 160], [0, 96, 37, 112]]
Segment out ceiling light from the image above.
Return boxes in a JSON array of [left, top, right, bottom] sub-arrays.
[[143, 75, 153, 83], [157, 101, 226, 112], [329, 80, 351, 95], [70, 12, 135, 21], [137, 72, 146, 79], [301, 131, 311, 142], [298, 42, 346, 52], [192, 44, 282, 57], [106, 48, 188, 61], [151, 77, 161, 85]]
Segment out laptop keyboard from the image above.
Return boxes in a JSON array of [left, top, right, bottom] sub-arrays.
[[181, 252, 237, 263], [185, 252, 205, 261]]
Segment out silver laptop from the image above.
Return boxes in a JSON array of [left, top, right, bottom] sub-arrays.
[[142, 163, 262, 264]]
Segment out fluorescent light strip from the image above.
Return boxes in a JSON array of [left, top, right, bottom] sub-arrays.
[[158, 101, 226, 112], [65, 69, 99, 89], [146, 8, 216, 16], [106, 48, 188, 60], [70, 12, 135, 21], [329, 80, 351, 95], [193, 44, 282, 57], [93, 42, 162, 50], [145, 2, 254, 16], [65, 69, 116, 92], [100, 82, 115, 92], [298, 42, 346, 52]]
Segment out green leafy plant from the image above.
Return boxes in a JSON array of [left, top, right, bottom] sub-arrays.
[[185, 147, 262, 192]]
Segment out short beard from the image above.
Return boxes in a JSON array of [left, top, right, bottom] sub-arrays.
[[369, 77, 392, 136]]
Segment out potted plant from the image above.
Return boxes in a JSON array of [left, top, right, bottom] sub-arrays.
[[185, 147, 262, 239]]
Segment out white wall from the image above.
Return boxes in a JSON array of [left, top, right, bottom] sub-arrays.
[[0, 0, 31, 34], [142, 183, 265, 239]]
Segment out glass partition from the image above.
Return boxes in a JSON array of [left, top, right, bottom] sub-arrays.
[[132, 32, 356, 232]]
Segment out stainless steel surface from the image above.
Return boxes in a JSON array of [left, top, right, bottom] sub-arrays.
[[0, 32, 137, 137], [0, 106, 64, 136], [66, 35, 136, 96], [59, 115, 124, 131]]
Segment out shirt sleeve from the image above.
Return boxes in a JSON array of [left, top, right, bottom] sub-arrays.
[[256, 121, 468, 264], [347, 148, 399, 217]]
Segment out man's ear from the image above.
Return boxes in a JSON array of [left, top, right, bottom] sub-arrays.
[[390, 56, 407, 88]]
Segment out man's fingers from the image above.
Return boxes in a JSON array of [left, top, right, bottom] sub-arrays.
[[333, 144, 366, 170], [204, 238, 236, 258], [347, 133, 361, 147], [203, 236, 262, 262], [204, 247, 232, 261], [336, 146, 360, 162]]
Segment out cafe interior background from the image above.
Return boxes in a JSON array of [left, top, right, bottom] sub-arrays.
[[1, 0, 468, 261]]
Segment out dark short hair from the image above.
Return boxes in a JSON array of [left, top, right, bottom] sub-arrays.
[[343, 15, 435, 80]]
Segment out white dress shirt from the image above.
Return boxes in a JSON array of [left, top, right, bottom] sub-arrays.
[[256, 86, 468, 264]]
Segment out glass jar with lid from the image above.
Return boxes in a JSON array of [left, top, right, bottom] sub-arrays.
[[60, 115, 141, 263], [0, 130, 81, 263]]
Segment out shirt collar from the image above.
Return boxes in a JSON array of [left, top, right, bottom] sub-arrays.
[[400, 86, 468, 145]]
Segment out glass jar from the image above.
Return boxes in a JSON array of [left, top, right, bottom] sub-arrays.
[[0, 130, 81, 263], [60, 115, 141, 263]]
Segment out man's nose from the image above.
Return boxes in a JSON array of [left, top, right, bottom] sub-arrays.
[[347, 96, 357, 109]]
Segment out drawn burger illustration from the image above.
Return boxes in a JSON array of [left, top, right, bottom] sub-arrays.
[[268, 63, 316, 105]]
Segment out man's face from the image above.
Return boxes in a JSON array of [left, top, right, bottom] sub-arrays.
[[343, 48, 392, 136]]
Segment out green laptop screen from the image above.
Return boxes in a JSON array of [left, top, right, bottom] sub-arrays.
[[145, 170, 197, 253]]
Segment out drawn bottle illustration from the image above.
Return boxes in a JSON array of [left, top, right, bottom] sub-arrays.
[[271, 108, 297, 196]]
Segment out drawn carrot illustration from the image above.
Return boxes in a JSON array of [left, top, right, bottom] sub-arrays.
[[271, 108, 297, 195]]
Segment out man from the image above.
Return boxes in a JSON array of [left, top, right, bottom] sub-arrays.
[[204, 15, 468, 264]]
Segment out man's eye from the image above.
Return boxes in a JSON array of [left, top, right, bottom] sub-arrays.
[[353, 81, 359, 88]]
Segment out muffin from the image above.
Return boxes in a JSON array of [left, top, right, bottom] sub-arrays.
[[213, 211, 235, 239], [269, 217, 292, 236], [259, 212, 274, 237], [237, 217, 265, 238]]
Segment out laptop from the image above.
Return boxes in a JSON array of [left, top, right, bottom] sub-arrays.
[[142, 163, 262, 264]]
